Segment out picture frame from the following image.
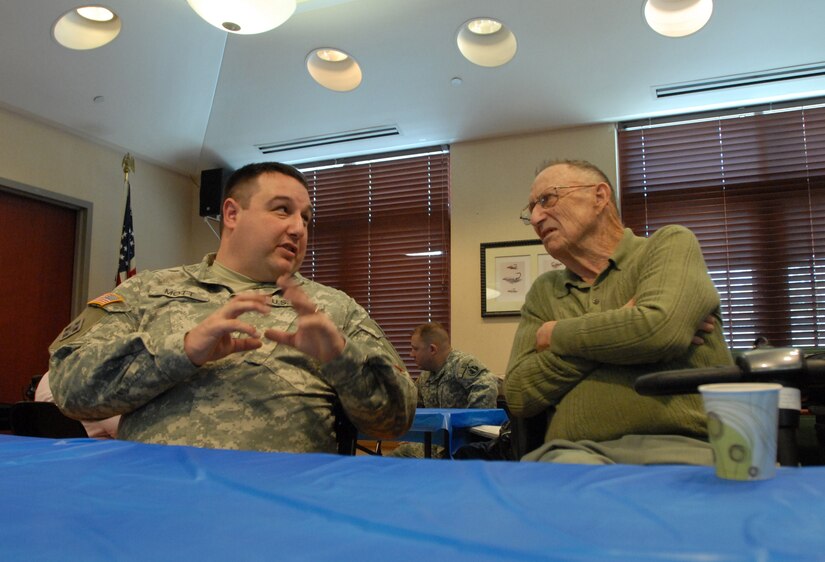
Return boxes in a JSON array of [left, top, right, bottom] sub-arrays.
[[480, 239, 564, 317]]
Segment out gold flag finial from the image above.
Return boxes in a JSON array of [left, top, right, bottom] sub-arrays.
[[122, 152, 135, 182]]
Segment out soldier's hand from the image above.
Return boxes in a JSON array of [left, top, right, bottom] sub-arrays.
[[184, 292, 270, 366], [264, 274, 346, 363]]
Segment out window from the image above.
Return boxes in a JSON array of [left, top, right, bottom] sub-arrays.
[[298, 147, 450, 373], [618, 99, 825, 349]]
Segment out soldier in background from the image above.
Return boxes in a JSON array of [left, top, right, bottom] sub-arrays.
[[390, 322, 499, 458], [411, 322, 499, 409]]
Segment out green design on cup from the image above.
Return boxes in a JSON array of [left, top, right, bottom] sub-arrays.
[[706, 411, 756, 479]]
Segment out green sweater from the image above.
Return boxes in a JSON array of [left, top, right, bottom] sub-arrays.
[[505, 226, 733, 443]]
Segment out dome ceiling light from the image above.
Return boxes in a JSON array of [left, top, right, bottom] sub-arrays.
[[186, 0, 296, 35], [306, 48, 362, 92], [456, 17, 517, 68], [644, 0, 713, 38], [52, 5, 121, 50]]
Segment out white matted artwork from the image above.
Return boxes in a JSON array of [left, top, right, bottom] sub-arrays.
[[538, 253, 565, 274], [494, 253, 531, 303], [481, 239, 551, 317]]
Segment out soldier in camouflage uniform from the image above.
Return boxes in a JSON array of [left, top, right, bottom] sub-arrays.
[[48, 162, 416, 454], [390, 322, 499, 458]]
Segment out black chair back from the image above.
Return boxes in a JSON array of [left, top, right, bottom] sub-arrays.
[[9, 402, 88, 438]]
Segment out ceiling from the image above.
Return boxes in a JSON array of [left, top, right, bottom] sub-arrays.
[[3, 0, 825, 178]]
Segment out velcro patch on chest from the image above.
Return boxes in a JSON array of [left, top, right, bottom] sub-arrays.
[[57, 317, 84, 341]]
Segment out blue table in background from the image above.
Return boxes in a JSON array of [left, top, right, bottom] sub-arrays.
[[2, 434, 825, 561], [362, 407, 507, 458]]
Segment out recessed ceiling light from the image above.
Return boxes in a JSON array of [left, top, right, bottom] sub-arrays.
[[186, 0, 296, 35], [52, 6, 121, 50], [316, 49, 348, 63], [76, 6, 115, 22], [456, 17, 517, 67], [644, 0, 713, 37], [467, 19, 502, 35], [306, 48, 362, 92]]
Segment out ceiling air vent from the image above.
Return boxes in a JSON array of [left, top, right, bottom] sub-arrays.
[[654, 62, 825, 99], [256, 125, 400, 154]]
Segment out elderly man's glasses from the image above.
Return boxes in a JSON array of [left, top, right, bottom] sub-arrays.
[[519, 184, 597, 225]]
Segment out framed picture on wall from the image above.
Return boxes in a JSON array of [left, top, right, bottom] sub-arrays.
[[480, 239, 563, 317]]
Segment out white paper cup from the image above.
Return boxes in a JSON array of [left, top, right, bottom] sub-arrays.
[[698, 383, 782, 481]]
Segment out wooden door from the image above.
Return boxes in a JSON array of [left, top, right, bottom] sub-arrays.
[[0, 188, 76, 403]]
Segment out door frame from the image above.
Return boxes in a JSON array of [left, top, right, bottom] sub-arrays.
[[0, 176, 92, 316]]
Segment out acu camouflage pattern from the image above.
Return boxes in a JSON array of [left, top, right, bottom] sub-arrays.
[[391, 351, 499, 458], [48, 254, 416, 453], [416, 350, 498, 409]]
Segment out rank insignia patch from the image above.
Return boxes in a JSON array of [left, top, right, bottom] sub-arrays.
[[88, 292, 124, 308]]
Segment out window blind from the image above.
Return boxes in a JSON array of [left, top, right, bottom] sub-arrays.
[[618, 100, 825, 349], [298, 147, 450, 374]]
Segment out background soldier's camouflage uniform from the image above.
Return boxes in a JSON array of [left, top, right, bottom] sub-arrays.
[[416, 350, 498, 409], [49, 254, 416, 453], [391, 350, 499, 458]]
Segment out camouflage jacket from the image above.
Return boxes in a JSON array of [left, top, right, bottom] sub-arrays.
[[416, 350, 498, 409], [49, 255, 416, 453]]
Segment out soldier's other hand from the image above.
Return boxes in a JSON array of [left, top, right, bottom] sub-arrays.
[[264, 274, 346, 363], [184, 292, 270, 366]]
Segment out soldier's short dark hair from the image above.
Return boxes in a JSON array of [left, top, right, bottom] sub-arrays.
[[413, 322, 450, 347], [224, 162, 309, 209]]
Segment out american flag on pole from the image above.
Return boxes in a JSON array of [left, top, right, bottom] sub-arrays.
[[116, 154, 136, 285]]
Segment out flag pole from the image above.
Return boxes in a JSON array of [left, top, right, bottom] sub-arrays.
[[116, 153, 137, 286], [122, 152, 135, 182]]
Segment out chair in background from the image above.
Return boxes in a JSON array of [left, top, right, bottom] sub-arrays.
[[333, 402, 382, 456], [500, 400, 551, 461], [9, 402, 88, 438], [0, 403, 12, 432], [335, 406, 358, 456]]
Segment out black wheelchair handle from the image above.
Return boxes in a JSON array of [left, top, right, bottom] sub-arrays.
[[634, 365, 743, 396], [634, 350, 825, 397]]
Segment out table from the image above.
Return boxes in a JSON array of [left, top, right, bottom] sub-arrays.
[[363, 408, 507, 458], [2, 434, 825, 560]]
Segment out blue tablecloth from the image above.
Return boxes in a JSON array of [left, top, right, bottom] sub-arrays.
[[2, 434, 825, 560]]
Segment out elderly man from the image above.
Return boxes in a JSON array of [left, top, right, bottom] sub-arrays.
[[49, 162, 416, 453], [505, 159, 733, 464]]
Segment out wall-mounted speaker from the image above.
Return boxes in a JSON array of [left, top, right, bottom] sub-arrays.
[[199, 168, 225, 217]]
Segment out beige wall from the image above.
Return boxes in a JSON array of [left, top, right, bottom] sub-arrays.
[[450, 123, 617, 375], [0, 106, 617, 374], [0, 107, 199, 304]]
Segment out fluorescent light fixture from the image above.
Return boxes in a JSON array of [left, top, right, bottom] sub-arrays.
[[306, 48, 362, 92], [52, 6, 121, 50], [405, 251, 444, 257], [186, 0, 296, 34], [457, 17, 517, 67], [644, 0, 713, 38]]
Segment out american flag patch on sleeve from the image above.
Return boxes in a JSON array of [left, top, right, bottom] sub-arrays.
[[88, 292, 125, 308]]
